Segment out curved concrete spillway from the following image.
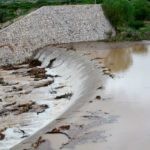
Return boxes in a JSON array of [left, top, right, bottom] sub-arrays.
[[0, 46, 102, 150]]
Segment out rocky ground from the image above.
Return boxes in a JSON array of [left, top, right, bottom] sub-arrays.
[[0, 55, 74, 149]]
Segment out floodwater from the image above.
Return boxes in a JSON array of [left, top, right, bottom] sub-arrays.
[[99, 42, 150, 150], [32, 42, 150, 150], [2, 42, 150, 150]]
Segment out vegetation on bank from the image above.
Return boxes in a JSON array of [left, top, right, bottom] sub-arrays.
[[103, 0, 150, 41], [0, 0, 149, 41]]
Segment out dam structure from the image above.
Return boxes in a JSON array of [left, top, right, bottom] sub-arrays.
[[0, 4, 117, 150], [1, 4, 150, 150], [0, 4, 114, 66]]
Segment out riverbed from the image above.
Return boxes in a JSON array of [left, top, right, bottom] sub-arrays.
[[0, 41, 150, 150]]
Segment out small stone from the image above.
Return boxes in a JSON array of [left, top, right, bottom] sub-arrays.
[[0, 133, 5, 140], [96, 96, 101, 100], [97, 86, 103, 90], [104, 112, 109, 114], [59, 125, 70, 130], [29, 59, 41, 68]]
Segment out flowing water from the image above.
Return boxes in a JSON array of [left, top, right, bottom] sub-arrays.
[[98, 42, 150, 150], [31, 42, 150, 150], [1, 41, 150, 150]]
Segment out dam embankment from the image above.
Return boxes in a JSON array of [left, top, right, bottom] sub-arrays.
[[0, 4, 114, 66]]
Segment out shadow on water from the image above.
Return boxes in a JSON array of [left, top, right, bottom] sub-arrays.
[[104, 43, 148, 73], [132, 43, 148, 55], [104, 48, 133, 73], [97, 42, 150, 150]]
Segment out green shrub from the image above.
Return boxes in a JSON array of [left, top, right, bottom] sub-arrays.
[[0, 8, 16, 23], [0, 2, 33, 23], [103, 0, 134, 29], [132, 0, 150, 21], [110, 26, 150, 41], [36, 0, 51, 7], [0, 9, 5, 23], [76, 0, 95, 4], [129, 20, 144, 29], [139, 25, 150, 39]]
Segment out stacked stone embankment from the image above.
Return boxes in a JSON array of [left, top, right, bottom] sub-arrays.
[[0, 5, 114, 66]]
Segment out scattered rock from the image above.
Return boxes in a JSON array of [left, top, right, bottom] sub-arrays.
[[46, 74, 61, 78], [0, 101, 49, 116], [103, 70, 110, 74], [59, 125, 70, 130], [32, 136, 45, 149], [33, 80, 54, 88], [19, 129, 25, 135], [54, 86, 65, 89], [27, 67, 47, 79], [50, 128, 61, 133], [104, 112, 109, 114], [103, 68, 111, 72], [0, 133, 5, 140], [102, 71, 114, 78], [4, 95, 13, 99], [1, 65, 21, 70], [66, 45, 76, 51], [3, 102, 16, 108], [97, 86, 103, 90], [56, 118, 66, 121], [14, 129, 28, 138], [29, 59, 41, 68], [91, 57, 104, 61], [47, 58, 56, 68], [101, 66, 106, 69], [0, 78, 9, 86], [0, 78, 19, 87], [46, 125, 71, 139], [0, 128, 7, 141], [109, 74, 115, 78], [12, 86, 23, 92], [0, 128, 7, 133], [35, 104, 49, 115], [96, 96, 101, 100], [55, 93, 73, 100], [82, 115, 99, 119], [33, 78, 40, 81], [0, 78, 4, 84], [47, 125, 70, 133]]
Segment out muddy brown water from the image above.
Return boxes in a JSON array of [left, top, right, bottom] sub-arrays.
[[98, 42, 150, 150]]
